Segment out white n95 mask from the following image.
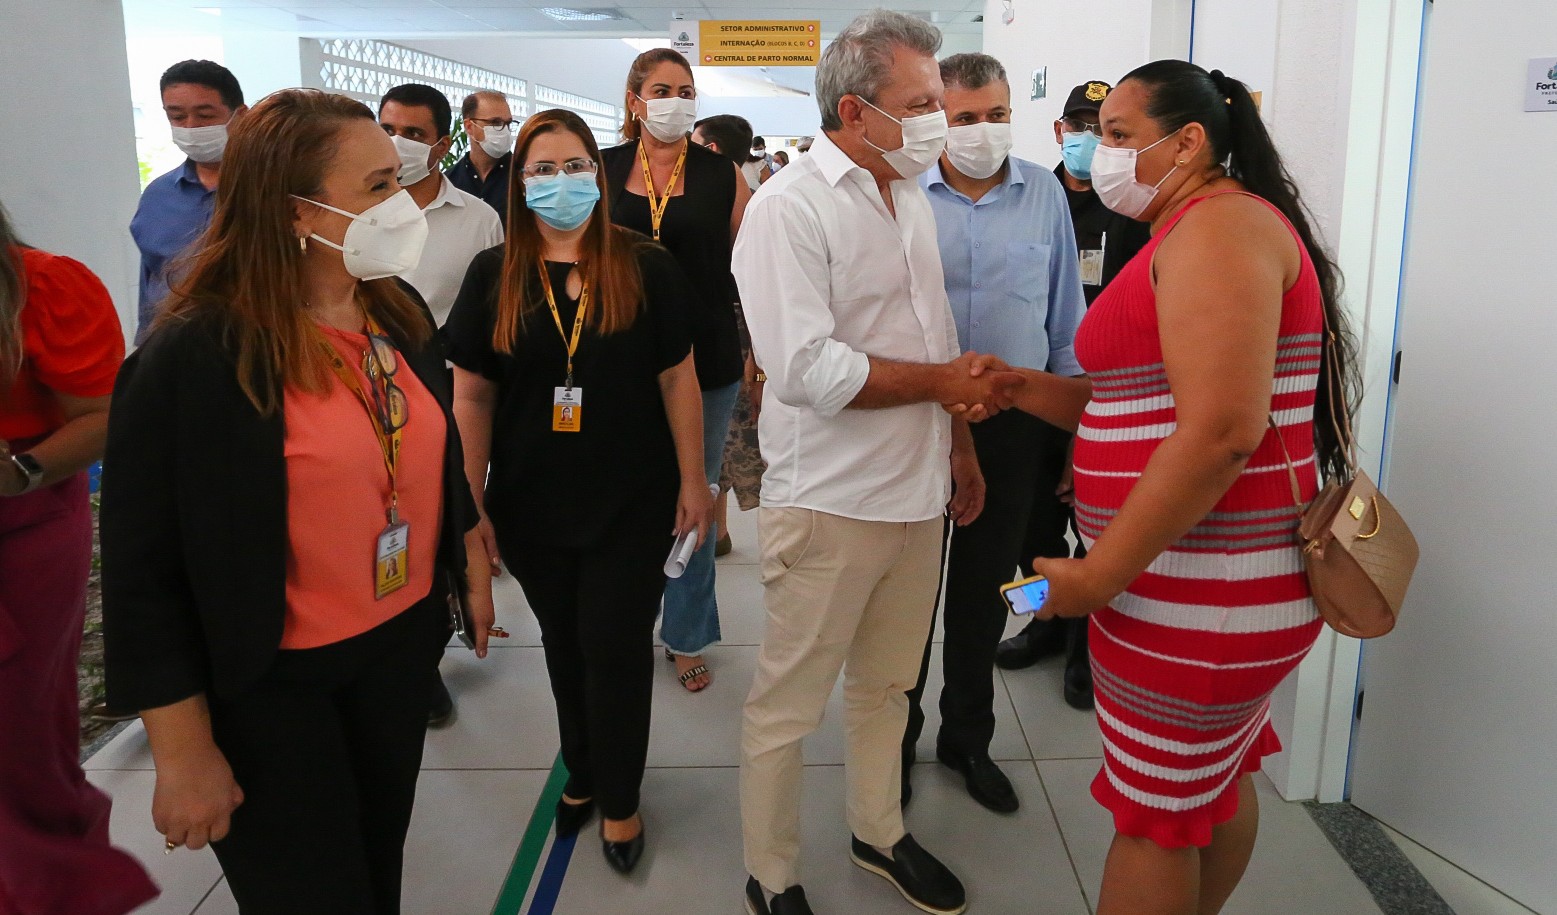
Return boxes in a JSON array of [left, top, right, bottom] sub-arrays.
[[293, 190, 429, 280]]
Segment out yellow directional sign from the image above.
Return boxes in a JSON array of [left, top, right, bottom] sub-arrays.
[[698, 20, 822, 67]]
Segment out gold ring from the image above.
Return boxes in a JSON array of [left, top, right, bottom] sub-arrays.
[[487, 626, 509, 637]]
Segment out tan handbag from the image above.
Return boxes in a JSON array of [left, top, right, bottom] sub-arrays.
[[1271, 325, 1419, 639]]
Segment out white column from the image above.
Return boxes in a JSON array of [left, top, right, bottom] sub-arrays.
[[0, 0, 141, 344], [222, 27, 304, 100]]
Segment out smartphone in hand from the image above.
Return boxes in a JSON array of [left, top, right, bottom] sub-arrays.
[[999, 574, 1050, 615]]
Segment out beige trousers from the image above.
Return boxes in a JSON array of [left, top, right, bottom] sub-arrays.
[[740, 507, 944, 892]]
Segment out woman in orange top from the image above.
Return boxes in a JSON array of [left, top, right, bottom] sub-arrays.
[[0, 204, 158, 915], [101, 90, 493, 914]]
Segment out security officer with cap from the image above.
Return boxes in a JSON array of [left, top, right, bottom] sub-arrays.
[[993, 80, 1151, 709]]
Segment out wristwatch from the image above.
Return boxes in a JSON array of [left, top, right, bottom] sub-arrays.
[[9, 452, 43, 495]]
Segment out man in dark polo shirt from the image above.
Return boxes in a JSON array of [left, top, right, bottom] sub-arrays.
[[993, 80, 1152, 710], [447, 90, 516, 224]]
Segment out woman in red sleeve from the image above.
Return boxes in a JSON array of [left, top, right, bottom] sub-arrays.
[[0, 203, 158, 914]]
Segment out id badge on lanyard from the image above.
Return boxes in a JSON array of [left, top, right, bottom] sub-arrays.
[[541, 258, 590, 433], [313, 314, 411, 600]]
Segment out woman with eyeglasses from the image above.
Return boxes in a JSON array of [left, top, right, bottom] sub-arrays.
[[447, 108, 710, 875], [600, 49, 752, 694], [101, 89, 493, 913]]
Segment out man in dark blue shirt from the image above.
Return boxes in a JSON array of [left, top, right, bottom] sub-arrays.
[[446, 90, 515, 224], [129, 60, 246, 341]]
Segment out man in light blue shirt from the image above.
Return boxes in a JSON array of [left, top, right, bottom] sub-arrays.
[[902, 52, 1088, 816], [130, 60, 246, 341]]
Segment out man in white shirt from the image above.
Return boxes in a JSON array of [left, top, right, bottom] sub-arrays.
[[379, 83, 503, 327], [378, 84, 502, 730], [732, 11, 1021, 915]]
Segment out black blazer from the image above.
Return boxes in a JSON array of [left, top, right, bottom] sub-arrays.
[[101, 301, 478, 712]]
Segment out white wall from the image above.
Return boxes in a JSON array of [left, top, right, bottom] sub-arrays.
[[980, 0, 1160, 166], [1197, 0, 1367, 801], [0, 0, 142, 343], [1348, 2, 1557, 909]]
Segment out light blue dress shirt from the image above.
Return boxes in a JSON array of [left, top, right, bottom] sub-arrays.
[[922, 156, 1087, 375], [129, 159, 215, 341]]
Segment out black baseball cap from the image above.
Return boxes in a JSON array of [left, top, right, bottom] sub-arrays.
[[1063, 81, 1114, 117]]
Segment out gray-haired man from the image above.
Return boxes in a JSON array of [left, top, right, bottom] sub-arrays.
[[733, 10, 1020, 915]]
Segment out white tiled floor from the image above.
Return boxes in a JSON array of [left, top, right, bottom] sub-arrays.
[[89, 507, 1527, 914]]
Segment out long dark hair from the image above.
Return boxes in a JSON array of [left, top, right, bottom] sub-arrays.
[[1123, 60, 1359, 481], [0, 204, 27, 389], [495, 109, 645, 353]]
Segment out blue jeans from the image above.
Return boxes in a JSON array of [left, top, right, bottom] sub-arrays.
[[660, 381, 740, 655]]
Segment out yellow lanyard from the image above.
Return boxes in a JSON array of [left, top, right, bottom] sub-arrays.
[[539, 259, 590, 388], [638, 139, 687, 242], [311, 314, 404, 521]]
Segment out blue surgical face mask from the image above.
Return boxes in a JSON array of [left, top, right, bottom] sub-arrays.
[[524, 173, 600, 231], [1061, 130, 1101, 180]]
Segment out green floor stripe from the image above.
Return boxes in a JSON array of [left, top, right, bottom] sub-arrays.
[[492, 753, 568, 915]]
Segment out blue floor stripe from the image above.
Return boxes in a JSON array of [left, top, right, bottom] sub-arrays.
[[525, 831, 578, 915]]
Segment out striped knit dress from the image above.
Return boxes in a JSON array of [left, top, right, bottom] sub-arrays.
[[1072, 191, 1326, 849]]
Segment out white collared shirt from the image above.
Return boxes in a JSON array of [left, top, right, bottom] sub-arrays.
[[401, 175, 504, 326], [733, 132, 959, 523]]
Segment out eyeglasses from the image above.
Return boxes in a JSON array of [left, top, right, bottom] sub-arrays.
[[469, 117, 517, 130], [363, 333, 408, 434], [521, 158, 598, 179], [1058, 117, 1104, 137]]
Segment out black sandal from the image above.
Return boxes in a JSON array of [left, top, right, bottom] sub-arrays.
[[665, 648, 710, 692]]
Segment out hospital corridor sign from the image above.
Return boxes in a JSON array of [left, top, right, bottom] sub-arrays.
[[698, 21, 821, 66]]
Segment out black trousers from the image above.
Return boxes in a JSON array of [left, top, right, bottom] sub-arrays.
[[208, 594, 447, 915], [500, 497, 674, 821], [904, 411, 1074, 757]]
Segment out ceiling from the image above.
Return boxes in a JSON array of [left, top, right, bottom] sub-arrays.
[[149, 0, 986, 37]]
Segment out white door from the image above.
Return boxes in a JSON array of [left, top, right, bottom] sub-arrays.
[[1347, 3, 1557, 912]]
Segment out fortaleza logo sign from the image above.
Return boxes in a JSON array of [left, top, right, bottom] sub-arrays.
[[1527, 56, 1557, 112]]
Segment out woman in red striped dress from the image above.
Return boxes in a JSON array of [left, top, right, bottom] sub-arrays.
[[976, 61, 1358, 914]]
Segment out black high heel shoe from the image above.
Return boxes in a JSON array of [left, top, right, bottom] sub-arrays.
[[554, 796, 595, 838], [601, 819, 646, 874]]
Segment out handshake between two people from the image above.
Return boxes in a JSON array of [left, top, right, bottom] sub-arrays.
[[940, 352, 1025, 422]]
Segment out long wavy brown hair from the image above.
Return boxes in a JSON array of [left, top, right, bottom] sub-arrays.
[[155, 89, 430, 415], [494, 108, 644, 354]]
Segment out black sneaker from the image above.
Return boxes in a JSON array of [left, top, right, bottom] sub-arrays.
[[850, 834, 966, 914], [744, 876, 815, 914]]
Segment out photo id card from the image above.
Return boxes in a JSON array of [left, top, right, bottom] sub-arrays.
[[375, 520, 410, 599], [1079, 248, 1104, 287], [553, 386, 583, 433]]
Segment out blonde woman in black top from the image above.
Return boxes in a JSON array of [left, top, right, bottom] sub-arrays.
[[601, 49, 752, 693]]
